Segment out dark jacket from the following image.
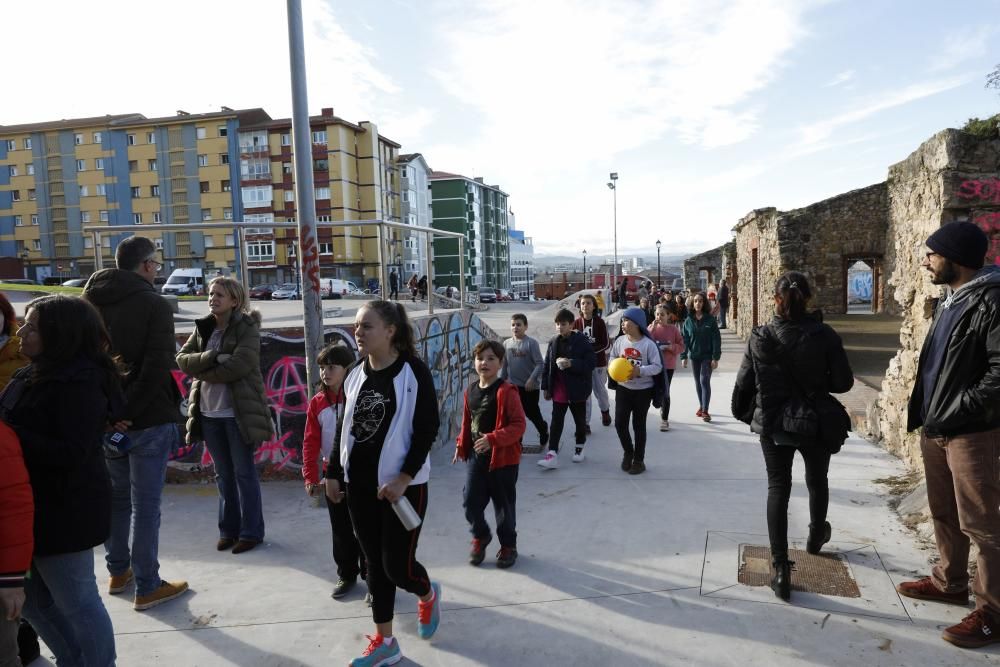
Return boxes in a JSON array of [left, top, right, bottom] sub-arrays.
[[0, 422, 32, 587], [455, 380, 526, 471], [733, 316, 854, 436], [176, 311, 273, 445], [680, 313, 722, 362], [907, 267, 1000, 436], [84, 268, 182, 429], [541, 331, 596, 402], [0, 360, 114, 556]]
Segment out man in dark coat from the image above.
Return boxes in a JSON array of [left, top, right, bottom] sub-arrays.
[[718, 279, 730, 329], [896, 222, 1000, 649], [388, 269, 399, 300], [84, 236, 189, 611]]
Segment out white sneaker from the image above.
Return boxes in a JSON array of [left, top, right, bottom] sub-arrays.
[[660, 420, 670, 432], [537, 451, 559, 469], [572, 450, 585, 463]]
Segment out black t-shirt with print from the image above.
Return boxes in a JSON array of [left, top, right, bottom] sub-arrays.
[[469, 378, 501, 441], [348, 356, 404, 486]]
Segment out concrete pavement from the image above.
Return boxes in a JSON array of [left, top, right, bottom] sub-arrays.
[[33, 329, 996, 666]]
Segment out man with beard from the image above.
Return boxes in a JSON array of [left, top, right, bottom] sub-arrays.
[[896, 221, 1000, 649]]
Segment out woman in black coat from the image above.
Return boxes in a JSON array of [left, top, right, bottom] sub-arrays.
[[0, 295, 121, 666], [732, 272, 854, 600]]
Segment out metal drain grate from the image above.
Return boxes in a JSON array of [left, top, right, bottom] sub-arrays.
[[737, 545, 861, 598]]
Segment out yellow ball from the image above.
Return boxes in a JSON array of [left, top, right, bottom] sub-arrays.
[[608, 357, 633, 383]]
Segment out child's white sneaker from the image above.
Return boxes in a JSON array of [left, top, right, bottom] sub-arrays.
[[537, 451, 559, 469], [660, 420, 670, 432], [572, 450, 585, 463]]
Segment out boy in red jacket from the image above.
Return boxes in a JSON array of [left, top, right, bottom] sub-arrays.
[[0, 422, 32, 664], [454, 340, 526, 569]]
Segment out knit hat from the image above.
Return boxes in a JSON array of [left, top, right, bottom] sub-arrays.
[[621, 306, 652, 338], [926, 222, 989, 269]]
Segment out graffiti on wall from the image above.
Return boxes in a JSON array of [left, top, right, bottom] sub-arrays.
[[973, 211, 1000, 266], [847, 270, 873, 303], [957, 178, 1000, 205], [168, 311, 496, 475]]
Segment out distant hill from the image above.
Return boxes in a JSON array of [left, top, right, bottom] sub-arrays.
[[533, 253, 690, 272]]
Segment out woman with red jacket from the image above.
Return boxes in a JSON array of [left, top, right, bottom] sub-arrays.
[[0, 422, 32, 665], [454, 339, 527, 569]]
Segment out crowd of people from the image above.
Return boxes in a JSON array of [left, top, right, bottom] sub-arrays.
[[0, 222, 998, 665]]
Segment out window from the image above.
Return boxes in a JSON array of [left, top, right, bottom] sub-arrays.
[[315, 187, 330, 200], [26, 165, 34, 175], [317, 215, 331, 222], [32, 240, 41, 251], [240, 185, 273, 206], [4, 140, 13, 151], [76, 159, 86, 172], [146, 132, 155, 144], [23, 138, 31, 150], [199, 181, 210, 193], [93, 132, 102, 144], [314, 158, 328, 171], [282, 162, 292, 175], [201, 208, 211, 221], [240, 157, 270, 180], [95, 183, 106, 196], [7, 166, 16, 177], [74, 133, 83, 145], [11, 190, 20, 201], [27, 189, 35, 201], [204, 236, 215, 248], [13, 215, 21, 226], [79, 185, 89, 196], [225, 234, 234, 246], [128, 160, 138, 172], [30, 214, 38, 226], [103, 236, 111, 248], [220, 153, 229, 165], [311, 131, 326, 144], [223, 207, 233, 220], [320, 242, 333, 255], [280, 133, 291, 146], [84, 237, 94, 249], [152, 212, 162, 223], [222, 180, 231, 192], [198, 154, 208, 167], [154, 238, 164, 250], [218, 125, 228, 137], [133, 213, 142, 224], [99, 210, 109, 222], [284, 190, 294, 202], [95, 158, 104, 170], [81, 211, 91, 223], [148, 159, 157, 171], [131, 186, 141, 198], [150, 185, 160, 197], [196, 127, 207, 139], [246, 241, 275, 261], [402, 190, 409, 202], [127, 134, 136, 146]]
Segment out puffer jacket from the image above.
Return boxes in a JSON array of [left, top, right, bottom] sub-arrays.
[[0, 335, 28, 390], [907, 266, 1000, 436], [732, 315, 854, 436], [176, 311, 273, 445], [0, 422, 32, 588]]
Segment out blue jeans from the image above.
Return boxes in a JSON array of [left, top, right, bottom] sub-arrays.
[[201, 416, 265, 541], [691, 359, 713, 412], [21, 549, 116, 667], [719, 305, 729, 328], [104, 423, 178, 596]]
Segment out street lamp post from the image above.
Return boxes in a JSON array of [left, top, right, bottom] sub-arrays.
[[607, 172, 618, 308], [582, 249, 587, 290], [656, 239, 661, 296]]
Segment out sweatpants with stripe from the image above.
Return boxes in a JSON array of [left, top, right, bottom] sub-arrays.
[[347, 481, 432, 624]]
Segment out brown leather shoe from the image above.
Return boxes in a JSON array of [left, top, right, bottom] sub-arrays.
[[108, 568, 133, 594], [231, 539, 261, 554], [216, 537, 236, 551], [896, 576, 969, 606], [134, 581, 189, 611], [942, 609, 1000, 648]]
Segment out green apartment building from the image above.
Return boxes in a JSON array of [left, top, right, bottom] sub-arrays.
[[429, 171, 510, 291]]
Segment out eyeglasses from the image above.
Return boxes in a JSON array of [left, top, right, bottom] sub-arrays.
[[144, 257, 163, 270], [923, 251, 941, 262]]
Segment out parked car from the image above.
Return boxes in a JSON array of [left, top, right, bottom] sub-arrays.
[[479, 289, 497, 304], [153, 276, 167, 292], [61, 278, 88, 288], [271, 283, 300, 300], [249, 283, 278, 300]]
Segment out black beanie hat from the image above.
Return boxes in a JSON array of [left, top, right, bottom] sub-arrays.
[[926, 222, 988, 269]]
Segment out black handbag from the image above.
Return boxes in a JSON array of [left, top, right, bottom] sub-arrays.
[[774, 335, 851, 454]]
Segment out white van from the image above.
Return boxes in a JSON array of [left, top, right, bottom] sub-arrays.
[[319, 278, 360, 298], [161, 268, 231, 296]]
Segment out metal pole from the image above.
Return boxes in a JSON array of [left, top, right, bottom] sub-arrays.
[[237, 228, 250, 295], [95, 232, 103, 271], [583, 250, 587, 290], [613, 185, 617, 303], [375, 223, 385, 299], [426, 235, 434, 315], [286, 0, 323, 390], [458, 235, 466, 308]]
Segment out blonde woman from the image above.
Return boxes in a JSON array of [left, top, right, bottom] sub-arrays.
[[177, 277, 272, 554]]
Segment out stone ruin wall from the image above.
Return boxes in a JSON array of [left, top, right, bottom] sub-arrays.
[[683, 246, 724, 291], [873, 129, 1000, 465], [732, 208, 781, 339]]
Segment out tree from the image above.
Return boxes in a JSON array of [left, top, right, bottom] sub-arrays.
[[988, 64, 1000, 93]]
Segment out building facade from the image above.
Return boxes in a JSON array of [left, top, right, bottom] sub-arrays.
[[396, 153, 432, 285], [429, 172, 510, 291], [508, 227, 534, 299]]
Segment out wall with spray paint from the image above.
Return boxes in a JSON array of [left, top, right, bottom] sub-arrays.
[[168, 310, 497, 478]]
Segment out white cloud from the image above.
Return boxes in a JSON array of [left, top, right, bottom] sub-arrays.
[[824, 69, 855, 87], [929, 25, 997, 73]]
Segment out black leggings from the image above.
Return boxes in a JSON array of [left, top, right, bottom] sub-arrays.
[[549, 401, 586, 452], [325, 488, 366, 581], [658, 369, 675, 421], [516, 386, 549, 441], [347, 482, 432, 624], [615, 387, 653, 462], [759, 436, 831, 562]]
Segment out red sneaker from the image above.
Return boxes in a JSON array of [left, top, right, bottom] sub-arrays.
[[896, 577, 969, 606], [696, 408, 705, 417], [469, 537, 490, 566], [942, 609, 1000, 649]]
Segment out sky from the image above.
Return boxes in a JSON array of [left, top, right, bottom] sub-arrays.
[[4, 1, 999, 258]]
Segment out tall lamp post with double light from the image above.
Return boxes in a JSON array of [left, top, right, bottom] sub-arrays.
[[607, 172, 618, 307], [656, 239, 661, 295], [582, 249, 587, 290]]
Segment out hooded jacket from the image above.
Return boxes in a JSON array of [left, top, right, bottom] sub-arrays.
[[84, 268, 182, 428], [455, 380, 526, 471], [680, 312, 722, 362], [733, 316, 854, 436], [541, 330, 596, 402], [176, 311, 274, 445], [907, 266, 1000, 436]]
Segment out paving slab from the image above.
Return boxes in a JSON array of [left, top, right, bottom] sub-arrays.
[[30, 329, 997, 666]]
